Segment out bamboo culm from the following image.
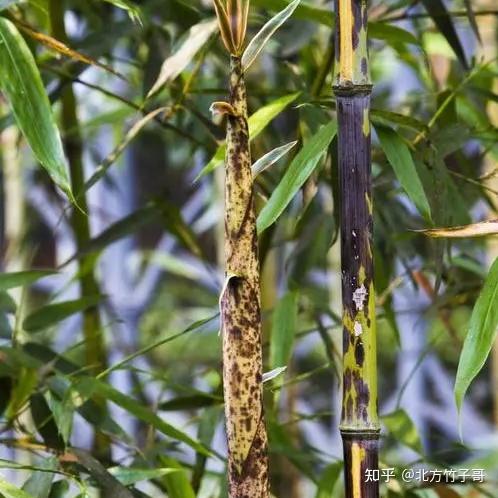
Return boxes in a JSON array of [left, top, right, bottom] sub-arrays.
[[220, 54, 270, 498], [333, 1, 380, 497]]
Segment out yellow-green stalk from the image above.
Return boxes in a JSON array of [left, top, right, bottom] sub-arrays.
[[50, 0, 110, 462], [333, 1, 380, 497], [212, 1, 269, 496]]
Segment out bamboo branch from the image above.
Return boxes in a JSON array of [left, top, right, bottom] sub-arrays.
[[333, 1, 380, 497]]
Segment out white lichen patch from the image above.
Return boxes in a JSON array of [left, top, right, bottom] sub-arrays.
[[354, 321, 363, 337], [352, 284, 367, 311]]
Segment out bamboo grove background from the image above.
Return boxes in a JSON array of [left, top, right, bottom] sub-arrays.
[[0, 0, 497, 497]]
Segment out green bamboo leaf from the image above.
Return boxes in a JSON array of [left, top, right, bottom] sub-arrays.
[[159, 393, 222, 411], [74, 377, 211, 456], [371, 109, 427, 133], [315, 462, 342, 498], [0, 479, 34, 498], [22, 457, 57, 498], [257, 120, 337, 233], [270, 291, 298, 370], [420, 0, 468, 69], [252, 141, 297, 178], [195, 92, 299, 180], [109, 467, 179, 486], [0, 270, 56, 292], [159, 457, 196, 498], [70, 449, 134, 498], [382, 409, 423, 454], [375, 125, 432, 222], [455, 257, 498, 414], [241, 0, 300, 71], [251, 0, 332, 27], [147, 19, 218, 98], [102, 0, 142, 24], [369, 22, 420, 46], [463, 0, 481, 43], [23, 296, 102, 332], [0, 18, 71, 197]]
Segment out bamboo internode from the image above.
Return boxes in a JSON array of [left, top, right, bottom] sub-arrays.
[[333, 1, 380, 497]]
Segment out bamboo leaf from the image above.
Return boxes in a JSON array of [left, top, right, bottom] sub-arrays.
[[315, 462, 342, 498], [369, 22, 420, 46], [270, 291, 298, 370], [241, 0, 300, 71], [109, 467, 179, 486], [23, 296, 102, 332], [382, 409, 423, 454], [376, 125, 432, 222], [463, 0, 481, 43], [0, 270, 56, 292], [0, 478, 34, 498], [420, 0, 468, 68], [159, 393, 222, 411], [70, 449, 135, 498], [454, 257, 498, 414], [147, 19, 218, 98], [0, 18, 71, 197], [252, 141, 297, 178], [251, 0, 332, 27], [74, 377, 211, 456], [102, 0, 142, 24], [13, 20, 123, 78], [83, 107, 167, 193], [196, 92, 299, 179], [21, 456, 57, 498], [257, 121, 337, 233], [418, 220, 498, 238], [158, 456, 196, 498]]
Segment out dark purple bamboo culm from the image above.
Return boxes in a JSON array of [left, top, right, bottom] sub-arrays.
[[333, 1, 380, 497]]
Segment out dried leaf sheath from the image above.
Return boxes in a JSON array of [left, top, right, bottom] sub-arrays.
[[221, 55, 270, 497]]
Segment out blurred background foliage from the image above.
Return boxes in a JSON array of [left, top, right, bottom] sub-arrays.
[[0, 0, 497, 496]]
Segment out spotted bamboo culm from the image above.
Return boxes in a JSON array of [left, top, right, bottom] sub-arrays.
[[212, 1, 270, 496]]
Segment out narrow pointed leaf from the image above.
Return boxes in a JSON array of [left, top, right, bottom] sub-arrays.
[[0, 270, 56, 292], [257, 121, 337, 233], [455, 257, 498, 413], [241, 0, 300, 71], [196, 92, 299, 179], [109, 467, 179, 486], [463, 0, 481, 43], [0, 479, 34, 498], [376, 125, 432, 222], [102, 0, 142, 24], [0, 18, 71, 197], [420, 0, 468, 68], [382, 409, 423, 454], [252, 140, 297, 177], [74, 377, 211, 456], [419, 220, 498, 238], [147, 20, 218, 98], [270, 291, 298, 370], [23, 296, 102, 332]]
